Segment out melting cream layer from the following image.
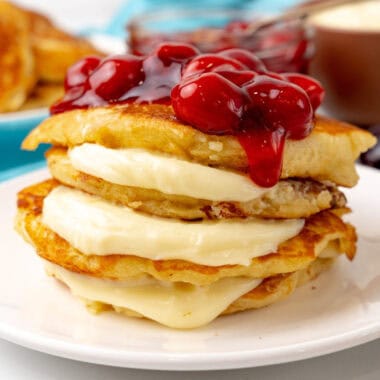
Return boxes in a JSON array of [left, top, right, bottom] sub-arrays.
[[69, 143, 273, 202], [46, 261, 262, 329], [42, 186, 304, 266]]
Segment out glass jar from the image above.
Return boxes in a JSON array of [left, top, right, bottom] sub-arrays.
[[128, 9, 313, 73]]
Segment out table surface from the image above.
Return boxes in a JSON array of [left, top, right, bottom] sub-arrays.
[[3, 1, 379, 378]]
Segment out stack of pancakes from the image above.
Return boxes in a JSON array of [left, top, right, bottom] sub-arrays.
[[16, 104, 376, 328]]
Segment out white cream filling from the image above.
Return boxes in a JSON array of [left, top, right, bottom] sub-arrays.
[[42, 186, 304, 267], [69, 143, 273, 202], [46, 261, 262, 329]]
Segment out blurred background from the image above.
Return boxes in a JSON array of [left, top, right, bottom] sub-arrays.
[[13, 0, 124, 32], [1, 0, 379, 181]]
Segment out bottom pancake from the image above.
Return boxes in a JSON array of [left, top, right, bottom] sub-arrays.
[[46, 257, 334, 329]]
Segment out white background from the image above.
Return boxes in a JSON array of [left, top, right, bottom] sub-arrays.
[[3, 1, 380, 378], [13, 0, 124, 32]]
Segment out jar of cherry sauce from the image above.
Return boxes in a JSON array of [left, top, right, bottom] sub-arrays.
[[127, 9, 313, 74]]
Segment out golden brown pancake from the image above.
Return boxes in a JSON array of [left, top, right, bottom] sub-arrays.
[[46, 147, 346, 220], [48, 257, 335, 321], [22, 104, 376, 186], [0, 2, 103, 112], [19, 83, 64, 110], [0, 1, 35, 112], [224, 256, 334, 315], [15, 179, 356, 285], [21, 7, 103, 83]]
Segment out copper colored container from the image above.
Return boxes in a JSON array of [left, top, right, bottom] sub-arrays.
[[309, 2, 380, 125]]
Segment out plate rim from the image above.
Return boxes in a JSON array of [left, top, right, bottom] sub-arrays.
[[1, 318, 379, 370], [0, 108, 48, 124]]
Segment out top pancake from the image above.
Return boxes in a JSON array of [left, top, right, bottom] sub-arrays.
[[22, 104, 376, 187]]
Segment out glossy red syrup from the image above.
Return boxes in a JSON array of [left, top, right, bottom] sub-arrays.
[[51, 43, 200, 114], [52, 43, 324, 187]]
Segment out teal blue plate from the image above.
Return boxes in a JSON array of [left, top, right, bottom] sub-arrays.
[[0, 161, 45, 183], [0, 108, 49, 174]]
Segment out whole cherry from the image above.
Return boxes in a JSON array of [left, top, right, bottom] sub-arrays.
[[244, 75, 314, 140], [219, 49, 267, 73], [283, 73, 324, 111], [64, 56, 101, 90], [155, 42, 200, 66], [89, 55, 144, 101], [217, 70, 257, 87], [182, 54, 246, 79], [172, 72, 247, 134]]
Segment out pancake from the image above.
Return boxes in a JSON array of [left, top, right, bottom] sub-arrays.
[[47, 256, 335, 327], [21, 7, 103, 83], [16, 179, 356, 285], [223, 256, 334, 315], [22, 104, 376, 186], [19, 83, 64, 110], [46, 147, 346, 220], [0, 1, 35, 112], [0, 2, 103, 112]]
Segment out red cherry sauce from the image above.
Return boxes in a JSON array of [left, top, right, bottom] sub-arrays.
[[52, 44, 324, 187], [51, 43, 199, 114]]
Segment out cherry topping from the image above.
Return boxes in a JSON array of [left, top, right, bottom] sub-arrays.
[[90, 55, 144, 101], [124, 53, 181, 103], [264, 72, 285, 81], [283, 73, 325, 111], [219, 49, 267, 73], [182, 54, 246, 79], [172, 72, 246, 134], [217, 70, 257, 87], [244, 76, 313, 140], [238, 128, 286, 187], [53, 43, 323, 188], [52, 43, 198, 112], [50, 85, 104, 115], [64, 56, 101, 90], [155, 42, 200, 65]]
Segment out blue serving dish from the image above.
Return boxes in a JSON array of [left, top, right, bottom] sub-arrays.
[[0, 108, 48, 173]]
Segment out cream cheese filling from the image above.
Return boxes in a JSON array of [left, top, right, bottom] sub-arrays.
[[45, 261, 262, 329], [69, 143, 274, 202], [42, 186, 305, 267]]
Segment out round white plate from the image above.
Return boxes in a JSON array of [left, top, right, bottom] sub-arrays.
[[1, 166, 380, 370]]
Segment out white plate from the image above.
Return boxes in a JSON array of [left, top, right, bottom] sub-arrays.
[[0, 108, 48, 124], [1, 166, 380, 370]]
